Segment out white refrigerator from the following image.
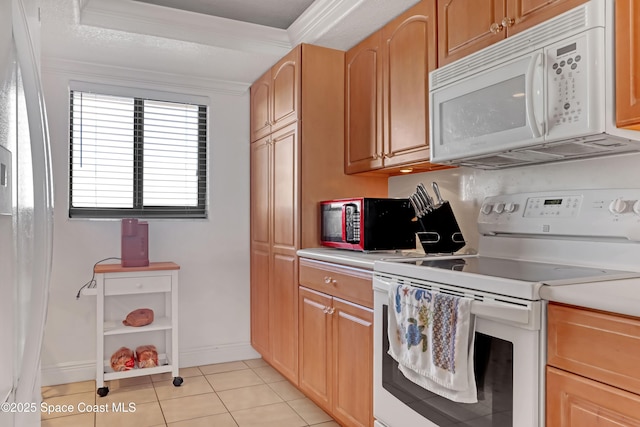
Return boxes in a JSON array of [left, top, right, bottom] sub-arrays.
[[0, 0, 54, 426]]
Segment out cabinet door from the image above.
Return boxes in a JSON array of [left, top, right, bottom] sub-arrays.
[[382, 0, 437, 168], [250, 137, 270, 358], [271, 47, 300, 133], [269, 124, 299, 384], [507, 0, 588, 36], [299, 287, 333, 411], [616, 0, 640, 129], [547, 366, 640, 426], [345, 32, 384, 174], [437, 0, 506, 66], [250, 71, 271, 142], [332, 298, 373, 427]]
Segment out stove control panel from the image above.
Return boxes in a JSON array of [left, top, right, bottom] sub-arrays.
[[478, 189, 640, 241]]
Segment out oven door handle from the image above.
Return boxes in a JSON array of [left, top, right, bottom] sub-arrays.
[[471, 300, 530, 325]]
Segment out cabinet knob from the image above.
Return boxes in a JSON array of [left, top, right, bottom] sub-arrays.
[[489, 22, 504, 34], [264, 121, 269, 127], [323, 276, 337, 285], [501, 17, 514, 28], [135, 283, 142, 289], [324, 307, 335, 315]]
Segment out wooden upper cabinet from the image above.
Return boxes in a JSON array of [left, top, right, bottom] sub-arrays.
[[345, 32, 384, 174], [616, 0, 640, 130], [382, 0, 437, 167], [271, 124, 299, 250], [345, 0, 445, 174], [438, 0, 506, 66], [438, 0, 588, 67], [250, 72, 271, 142], [507, 0, 589, 35], [249, 47, 300, 142], [272, 48, 300, 133]]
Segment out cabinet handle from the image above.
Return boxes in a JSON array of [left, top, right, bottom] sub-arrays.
[[501, 17, 514, 28], [384, 152, 394, 159], [489, 22, 504, 34], [327, 307, 335, 315], [372, 153, 378, 160], [323, 276, 337, 285], [323, 307, 330, 314], [264, 121, 269, 127]]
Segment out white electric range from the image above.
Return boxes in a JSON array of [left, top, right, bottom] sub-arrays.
[[373, 188, 640, 427]]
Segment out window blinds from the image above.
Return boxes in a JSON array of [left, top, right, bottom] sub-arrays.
[[69, 91, 207, 218]]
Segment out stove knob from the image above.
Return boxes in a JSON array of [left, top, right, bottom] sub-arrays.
[[493, 202, 505, 214], [608, 198, 627, 215], [504, 202, 517, 213], [481, 203, 493, 215], [633, 200, 640, 215]]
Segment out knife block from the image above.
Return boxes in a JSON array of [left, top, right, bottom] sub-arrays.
[[415, 202, 466, 254]]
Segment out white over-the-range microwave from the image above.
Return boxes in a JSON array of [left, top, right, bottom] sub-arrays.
[[429, 0, 640, 169]]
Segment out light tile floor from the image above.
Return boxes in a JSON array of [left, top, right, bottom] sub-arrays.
[[41, 359, 340, 427]]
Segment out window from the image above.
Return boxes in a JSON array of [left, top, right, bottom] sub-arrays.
[[69, 90, 207, 218]]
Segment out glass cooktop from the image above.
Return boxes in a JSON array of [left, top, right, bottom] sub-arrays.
[[390, 256, 638, 284]]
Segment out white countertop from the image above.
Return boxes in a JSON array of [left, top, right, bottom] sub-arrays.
[[296, 247, 426, 270], [540, 278, 640, 317], [298, 248, 640, 318]]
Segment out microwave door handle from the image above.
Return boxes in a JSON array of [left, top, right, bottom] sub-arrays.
[[526, 52, 544, 138], [341, 205, 347, 242]]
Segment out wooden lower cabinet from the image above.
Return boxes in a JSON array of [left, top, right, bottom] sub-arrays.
[[547, 366, 640, 426], [298, 258, 374, 427], [546, 303, 640, 426], [299, 287, 373, 427], [332, 298, 374, 427], [299, 287, 332, 409]]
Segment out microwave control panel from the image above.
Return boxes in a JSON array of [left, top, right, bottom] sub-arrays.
[[547, 35, 588, 128], [545, 27, 604, 136]]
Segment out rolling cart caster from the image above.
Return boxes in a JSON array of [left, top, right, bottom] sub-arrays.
[[173, 377, 183, 387], [97, 387, 109, 397]]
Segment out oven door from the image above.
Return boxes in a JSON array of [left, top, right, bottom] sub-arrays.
[[373, 275, 543, 427]]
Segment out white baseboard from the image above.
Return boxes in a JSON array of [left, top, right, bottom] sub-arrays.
[[41, 343, 261, 386]]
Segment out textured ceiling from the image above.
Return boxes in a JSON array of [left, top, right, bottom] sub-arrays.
[[133, 0, 316, 29]]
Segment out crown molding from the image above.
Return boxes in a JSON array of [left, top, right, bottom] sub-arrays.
[[287, 0, 365, 46], [42, 57, 250, 96], [81, 0, 292, 56]]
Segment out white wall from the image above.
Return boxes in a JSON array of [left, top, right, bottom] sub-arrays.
[[40, 55, 257, 386], [389, 153, 640, 250]]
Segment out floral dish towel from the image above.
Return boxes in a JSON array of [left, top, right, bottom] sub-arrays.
[[388, 284, 477, 403]]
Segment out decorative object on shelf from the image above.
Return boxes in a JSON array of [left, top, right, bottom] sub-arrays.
[[135, 345, 159, 368], [110, 347, 135, 372], [121, 218, 149, 267], [122, 308, 154, 327]]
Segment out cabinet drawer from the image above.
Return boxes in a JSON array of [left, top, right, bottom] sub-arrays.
[[104, 275, 171, 296], [547, 303, 640, 395], [299, 259, 373, 308]]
